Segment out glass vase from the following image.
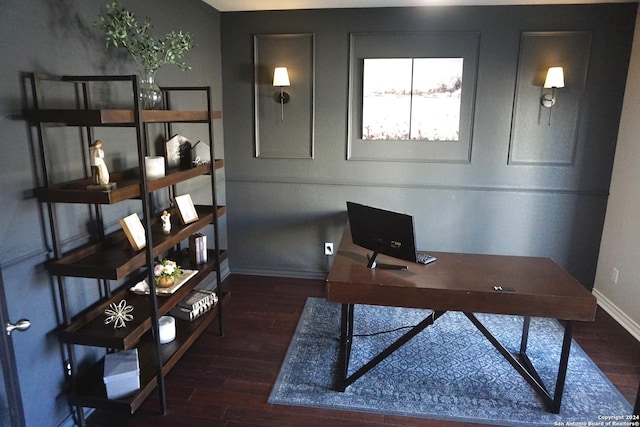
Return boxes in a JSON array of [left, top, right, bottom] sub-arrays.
[[138, 71, 162, 109]]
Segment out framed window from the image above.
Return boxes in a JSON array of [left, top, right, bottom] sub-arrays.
[[362, 57, 463, 141], [347, 32, 479, 162]]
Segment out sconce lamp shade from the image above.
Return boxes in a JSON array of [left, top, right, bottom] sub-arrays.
[[541, 66, 565, 124], [273, 67, 290, 87], [273, 67, 290, 120], [544, 67, 565, 89]]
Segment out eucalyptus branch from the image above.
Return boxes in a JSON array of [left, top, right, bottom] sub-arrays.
[[95, 0, 195, 75]]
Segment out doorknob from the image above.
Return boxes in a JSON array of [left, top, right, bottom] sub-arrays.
[[6, 319, 31, 335]]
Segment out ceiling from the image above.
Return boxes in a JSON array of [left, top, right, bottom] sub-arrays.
[[202, 0, 629, 12]]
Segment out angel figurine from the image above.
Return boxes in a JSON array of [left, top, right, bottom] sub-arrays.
[[161, 210, 171, 235], [90, 140, 110, 186]]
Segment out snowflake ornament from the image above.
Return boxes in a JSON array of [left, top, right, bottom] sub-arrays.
[[104, 299, 134, 329]]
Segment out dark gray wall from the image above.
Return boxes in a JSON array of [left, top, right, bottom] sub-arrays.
[[221, 4, 637, 284], [0, 0, 223, 425]]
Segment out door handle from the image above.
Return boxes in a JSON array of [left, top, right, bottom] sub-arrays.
[[5, 319, 31, 335]]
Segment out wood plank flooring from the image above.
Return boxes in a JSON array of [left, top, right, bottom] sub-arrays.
[[87, 274, 640, 426]]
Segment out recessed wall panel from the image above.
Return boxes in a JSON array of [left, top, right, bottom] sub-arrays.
[[509, 31, 591, 165], [254, 34, 315, 159], [347, 32, 479, 163]]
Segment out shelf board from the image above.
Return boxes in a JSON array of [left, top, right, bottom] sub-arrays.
[[49, 205, 226, 280], [36, 160, 224, 204], [67, 291, 230, 413], [26, 109, 222, 126], [58, 250, 226, 348]]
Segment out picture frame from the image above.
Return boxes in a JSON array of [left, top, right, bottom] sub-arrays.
[[347, 32, 480, 163], [361, 57, 463, 142], [175, 194, 199, 225], [119, 213, 146, 251]]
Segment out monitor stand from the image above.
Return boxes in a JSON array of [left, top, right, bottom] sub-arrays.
[[367, 252, 408, 270]]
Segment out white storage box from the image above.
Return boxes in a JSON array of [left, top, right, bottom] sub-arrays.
[[103, 349, 140, 399]]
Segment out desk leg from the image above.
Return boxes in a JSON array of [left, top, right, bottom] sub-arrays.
[[337, 308, 445, 392], [634, 380, 639, 416], [337, 303, 354, 392], [519, 318, 574, 413], [517, 317, 549, 394], [465, 313, 574, 414], [552, 320, 574, 413], [520, 316, 531, 354]]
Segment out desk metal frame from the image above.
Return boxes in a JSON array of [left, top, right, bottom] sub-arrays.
[[337, 305, 574, 413]]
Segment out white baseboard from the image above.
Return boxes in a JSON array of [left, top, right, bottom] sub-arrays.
[[592, 288, 640, 342]]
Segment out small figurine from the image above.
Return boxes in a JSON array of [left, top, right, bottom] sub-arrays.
[[161, 210, 171, 235], [90, 140, 110, 186]]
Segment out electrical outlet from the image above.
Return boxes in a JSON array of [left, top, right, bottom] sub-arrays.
[[324, 242, 334, 256], [611, 267, 619, 284]]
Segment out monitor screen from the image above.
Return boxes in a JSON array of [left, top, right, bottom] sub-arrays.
[[346, 201, 418, 268]]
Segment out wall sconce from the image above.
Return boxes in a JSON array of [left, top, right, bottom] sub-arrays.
[[273, 67, 290, 121], [540, 66, 565, 125]]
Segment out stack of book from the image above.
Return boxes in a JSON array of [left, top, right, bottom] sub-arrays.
[[170, 289, 218, 321], [189, 233, 207, 265]]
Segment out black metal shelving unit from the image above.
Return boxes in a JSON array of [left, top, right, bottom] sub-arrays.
[[25, 73, 227, 424]]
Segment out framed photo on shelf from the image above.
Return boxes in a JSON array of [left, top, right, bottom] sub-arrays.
[[119, 213, 146, 251], [175, 194, 199, 225]]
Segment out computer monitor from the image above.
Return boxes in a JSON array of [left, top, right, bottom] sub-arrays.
[[346, 201, 420, 269]]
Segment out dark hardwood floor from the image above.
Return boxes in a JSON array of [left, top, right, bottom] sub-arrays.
[[88, 274, 640, 426]]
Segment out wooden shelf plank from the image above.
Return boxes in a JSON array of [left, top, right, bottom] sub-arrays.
[[25, 109, 222, 126], [59, 251, 226, 348], [36, 160, 224, 204], [49, 205, 226, 280], [67, 292, 230, 413]]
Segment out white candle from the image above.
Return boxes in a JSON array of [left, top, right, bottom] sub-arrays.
[[145, 156, 165, 179], [158, 315, 176, 344]]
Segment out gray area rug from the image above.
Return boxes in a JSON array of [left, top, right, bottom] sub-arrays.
[[269, 297, 633, 426]]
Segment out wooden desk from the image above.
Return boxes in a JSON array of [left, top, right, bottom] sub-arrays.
[[326, 225, 597, 413]]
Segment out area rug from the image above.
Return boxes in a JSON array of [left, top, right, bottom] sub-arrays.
[[269, 297, 633, 426]]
